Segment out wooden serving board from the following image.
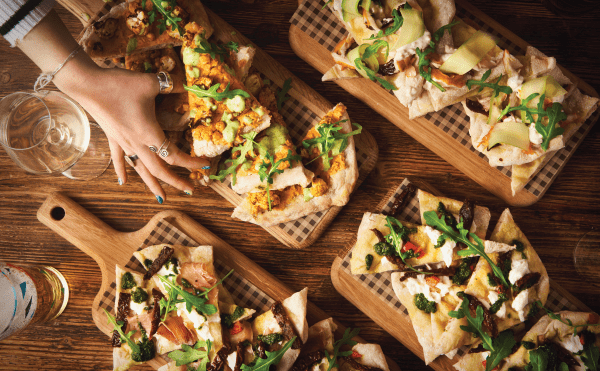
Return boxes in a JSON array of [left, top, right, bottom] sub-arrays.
[[329, 179, 593, 371], [288, 0, 600, 207], [58, 0, 379, 249], [37, 192, 401, 370]]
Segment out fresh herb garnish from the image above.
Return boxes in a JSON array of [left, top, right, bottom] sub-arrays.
[[424, 210, 510, 287], [415, 20, 460, 92], [322, 0, 332, 10], [276, 78, 292, 111], [354, 59, 397, 90], [452, 257, 477, 285], [302, 120, 362, 171], [121, 272, 137, 290], [466, 69, 513, 97], [257, 333, 284, 345], [257, 149, 302, 211], [221, 306, 246, 329], [581, 331, 600, 371], [448, 297, 516, 371], [185, 82, 250, 102], [414, 293, 437, 313], [104, 308, 139, 353], [539, 305, 600, 336], [536, 101, 566, 151], [193, 40, 239, 62], [385, 216, 432, 274], [365, 254, 374, 270], [224, 41, 239, 53], [489, 293, 508, 314], [366, 9, 402, 40], [241, 337, 296, 371], [324, 328, 360, 371], [149, 0, 184, 36], [168, 340, 211, 367], [210, 132, 258, 185]]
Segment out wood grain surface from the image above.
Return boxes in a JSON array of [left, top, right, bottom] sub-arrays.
[[0, 1, 599, 371]]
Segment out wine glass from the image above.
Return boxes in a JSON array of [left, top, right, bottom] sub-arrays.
[[573, 227, 600, 279], [0, 90, 111, 180]]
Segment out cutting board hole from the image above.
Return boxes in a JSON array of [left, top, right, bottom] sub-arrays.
[[50, 207, 65, 221]]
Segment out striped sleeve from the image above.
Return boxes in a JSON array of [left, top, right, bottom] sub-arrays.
[[0, 0, 56, 47]]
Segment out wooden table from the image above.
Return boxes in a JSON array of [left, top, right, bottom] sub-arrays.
[[1, 1, 599, 370]]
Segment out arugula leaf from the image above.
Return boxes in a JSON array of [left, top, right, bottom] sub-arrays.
[[150, 0, 183, 36], [302, 120, 362, 171], [449, 295, 494, 351], [582, 334, 600, 371], [158, 275, 217, 315], [558, 362, 569, 371], [536, 102, 566, 151], [366, 9, 402, 40], [362, 40, 389, 60], [241, 337, 296, 371], [256, 149, 302, 211], [540, 305, 600, 336], [415, 21, 460, 93], [495, 92, 541, 124], [385, 216, 433, 275], [103, 308, 140, 353], [354, 59, 397, 90], [210, 132, 258, 185], [527, 346, 550, 371], [184, 82, 250, 102], [276, 78, 292, 111], [485, 330, 516, 371], [322, 0, 333, 10], [466, 69, 513, 97], [168, 340, 211, 367], [423, 210, 509, 287], [194, 40, 238, 62], [324, 328, 360, 371], [224, 41, 239, 53]]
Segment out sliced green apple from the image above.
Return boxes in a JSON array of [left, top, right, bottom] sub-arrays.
[[487, 120, 530, 150], [389, 8, 426, 51], [439, 31, 496, 76], [519, 75, 567, 122]]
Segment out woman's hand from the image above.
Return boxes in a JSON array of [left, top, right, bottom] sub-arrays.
[[59, 62, 209, 203], [17, 10, 208, 203]]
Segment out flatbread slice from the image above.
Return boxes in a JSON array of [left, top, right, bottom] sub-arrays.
[[183, 24, 271, 158], [231, 103, 358, 227], [80, 0, 213, 60], [252, 288, 309, 371], [293, 317, 338, 371], [339, 343, 391, 371], [435, 208, 550, 357]]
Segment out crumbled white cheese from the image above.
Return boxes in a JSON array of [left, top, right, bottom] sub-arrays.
[[529, 123, 543, 145], [484, 240, 516, 254], [509, 258, 531, 285], [197, 322, 214, 342], [560, 334, 584, 354], [405, 274, 451, 304], [394, 31, 431, 61], [227, 352, 238, 370], [157, 263, 178, 277], [130, 300, 146, 315], [424, 226, 442, 246], [507, 74, 524, 92], [177, 302, 207, 329], [440, 239, 456, 268], [488, 291, 506, 319], [512, 288, 531, 321]]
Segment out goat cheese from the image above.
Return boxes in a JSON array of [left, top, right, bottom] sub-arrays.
[[529, 123, 543, 145], [512, 288, 531, 321], [560, 334, 584, 354], [509, 258, 531, 285]]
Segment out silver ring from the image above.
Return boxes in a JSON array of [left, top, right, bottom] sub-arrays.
[[158, 138, 170, 158], [156, 71, 173, 94], [149, 137, 169, 154], [124, 154, 139, 167]]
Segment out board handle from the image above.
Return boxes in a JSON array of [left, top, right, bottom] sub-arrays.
[[37, 192, 135, 268]]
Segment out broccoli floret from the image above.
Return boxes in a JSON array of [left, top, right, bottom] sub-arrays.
[[121, 272, 136, 290], [131, 329, 155, 362], [414, 293, 437, 313], [257, 333, 284, 345], [131, 287, 148, 304], [365, 254, 374, 270]]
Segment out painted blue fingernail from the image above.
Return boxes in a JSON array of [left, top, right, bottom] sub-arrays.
[[156, 195, 163, 204], [184, 190, 193, 196], [118, 178, 123, 185], [201, 166, 211, 170]]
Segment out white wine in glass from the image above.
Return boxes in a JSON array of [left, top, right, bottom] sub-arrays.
[[0, 90, 110, 179]]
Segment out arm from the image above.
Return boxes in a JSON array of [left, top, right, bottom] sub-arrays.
[[14, 9, 209, 202]]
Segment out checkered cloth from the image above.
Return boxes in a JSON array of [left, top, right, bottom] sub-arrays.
[[98, 219, 273, 315], [339, 178, 584, 358], [290, 0, 600, 197], [81, 0, 373, 247]]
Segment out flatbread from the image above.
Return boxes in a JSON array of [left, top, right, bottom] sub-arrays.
[[232, 103, 358, 227], [341, 343, 391, 371], [80, 0, 213, 60]]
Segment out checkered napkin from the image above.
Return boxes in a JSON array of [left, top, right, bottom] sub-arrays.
[[339, 178, 582, 358], [290, 0, 600, 197], [98, 219, 273, 315]]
